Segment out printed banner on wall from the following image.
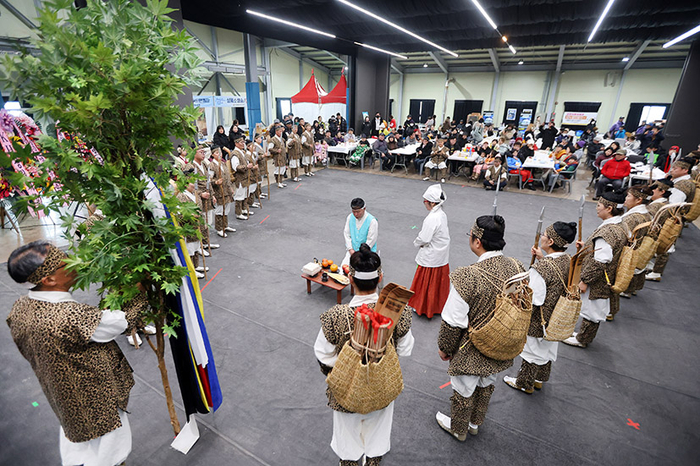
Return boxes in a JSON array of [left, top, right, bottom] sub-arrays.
[[562, 111, 598, 126], [214, 96, 247, 107], [193, 96, 213, 108], [506, 108, 517, 120], [482, 111, 494, 125]]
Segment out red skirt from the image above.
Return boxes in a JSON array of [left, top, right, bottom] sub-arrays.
[[408, 263, 451, 319]]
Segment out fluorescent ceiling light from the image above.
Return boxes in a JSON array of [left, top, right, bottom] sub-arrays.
[[621, 56, 630, 62], [587, 0, 616, 42], [338, 0, 458, 57], [518, 60, 524, 65], [423, 63, 428, 68], [246, 10, 336, 38], [354, 42, 408, 60], [508, 45, 516, 54], [470, 0, 498, 30], [663, 24, 700, 48]]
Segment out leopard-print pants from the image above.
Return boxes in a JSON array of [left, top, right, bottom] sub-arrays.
[[450, 390, 474, 435], [516, 360, 552, 391], [470, 385, 495, 426], [536, 361, 552, 382], [653, 252, 669, 274], [610, 294, 620, 317], [214, 215, 229, 232], [577, 319, 600, 345], [515, 360, 538, 391]]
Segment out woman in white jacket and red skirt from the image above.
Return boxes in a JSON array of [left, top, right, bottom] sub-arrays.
[[408, 184, 451, 318]]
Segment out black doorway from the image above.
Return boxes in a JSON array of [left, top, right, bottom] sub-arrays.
[[453, 100, 484, 123], [408, 99, 435, 124]]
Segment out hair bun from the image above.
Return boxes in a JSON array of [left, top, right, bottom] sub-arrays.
[[359, 243, 371, 255]]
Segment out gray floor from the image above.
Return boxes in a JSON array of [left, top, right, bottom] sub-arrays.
[[1, 168, 698, 465]]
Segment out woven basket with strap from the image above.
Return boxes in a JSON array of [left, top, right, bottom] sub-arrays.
[[684, 177, 700, 221], [656, 217, 682, 254], [326, 339, 403, 414], [468, 261, 533, 361], [611, 222, 644, 294], [539, 261, 582, 342]]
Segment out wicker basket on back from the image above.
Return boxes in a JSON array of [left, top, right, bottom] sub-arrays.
[[469, 267, 533, 361], [540, 253, 588, 342], [611, 223, 647, 294], [657, 216, 683, 254], [684, 174, 700, 221]]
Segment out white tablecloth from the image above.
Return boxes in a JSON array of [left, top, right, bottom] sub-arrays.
[[328, 143, 357, 154], [523, 156, 555, 169], [389, 144, 420, 156], [448, 153, 479, 162], [630, 167, 666, 181]]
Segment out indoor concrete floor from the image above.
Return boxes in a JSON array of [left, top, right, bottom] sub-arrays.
[[1, 167, 698, 465]]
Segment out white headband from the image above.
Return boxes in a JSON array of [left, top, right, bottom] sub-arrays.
[[353, 270, 379, 280]]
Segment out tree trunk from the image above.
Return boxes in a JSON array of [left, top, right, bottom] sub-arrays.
[[150, 313, 181, 435]]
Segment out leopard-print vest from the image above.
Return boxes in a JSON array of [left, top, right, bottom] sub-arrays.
[[528, 254, 571, 338], [579, 222, 628, 300], [438, 255, 526, 377], [7, 297, 138, 442]]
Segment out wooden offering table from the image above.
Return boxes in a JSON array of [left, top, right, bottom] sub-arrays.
[[302, 271, 353, 304]]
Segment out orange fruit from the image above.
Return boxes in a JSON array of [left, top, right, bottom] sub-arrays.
[[322, 259, 329, 268], [330, 264, 338, 272], [328, 260, 334, 265]]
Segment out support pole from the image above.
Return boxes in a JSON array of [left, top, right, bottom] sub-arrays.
[[243, 34, 261, 129], [490, 71, 500, 118], [211, 27, 224, 128]]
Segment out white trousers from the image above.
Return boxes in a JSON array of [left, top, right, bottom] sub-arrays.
[[579, 288, 609, 323], [331, 402, 394, 461], [450, 373, 498, 398], [520, 336, 558, 365], [60, 410, 131, 466], [274, 166, 287, 175], [424, 160, 446, 169], [302, 155, 313, 166], [289, 159, 300, 168], [214, 203, 230, 216]]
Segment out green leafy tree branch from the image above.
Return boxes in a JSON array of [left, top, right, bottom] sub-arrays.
[[1, 0, 210, 435]]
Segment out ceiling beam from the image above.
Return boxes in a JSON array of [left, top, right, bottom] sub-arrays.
[[262, 38, 297, 48], [555, 45, 565, 72], [401, 59, 685, 73], [202, 61, 266, 76], [624, 39, 651, 70], [487, 49, 500, 72], [391, 58, 405, 75], [323, 50, 346, 65], [0, 0, 37, 29], [428, 51, 449, 74], [184, 25, 215, 59], [276, 46, 331, 75]]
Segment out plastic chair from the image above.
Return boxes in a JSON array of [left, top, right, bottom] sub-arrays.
[[507, 171, 523, 189]]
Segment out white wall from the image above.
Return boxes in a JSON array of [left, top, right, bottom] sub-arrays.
[[389, 67, 683, 129]]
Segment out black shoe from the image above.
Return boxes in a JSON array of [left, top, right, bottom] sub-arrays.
[[527, 183, 536, 191]]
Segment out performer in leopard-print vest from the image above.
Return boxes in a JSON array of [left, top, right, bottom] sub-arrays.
[[210, 146, 236, 238], [436, 215, 526, 441], [315, 244, 414, 466], [301, 123, 316, 177], [504, 222, 576, 394], [644, 179, 673, 281], [6, 241, 148, 466], [563, 191, 627, 348], [616, 185, 653, 307]]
